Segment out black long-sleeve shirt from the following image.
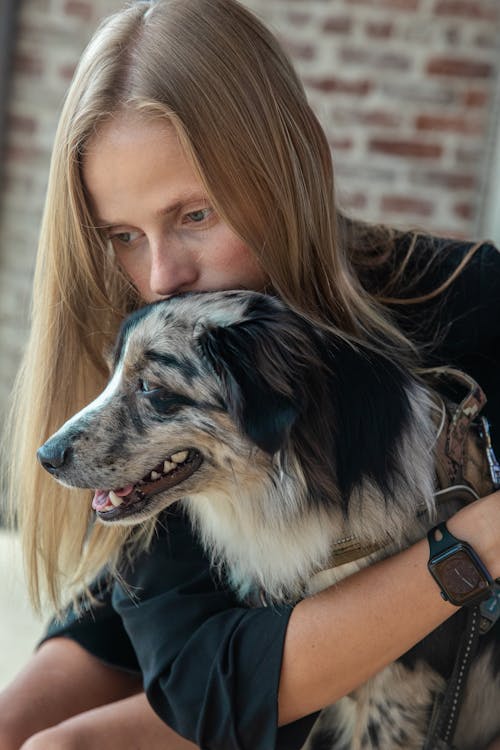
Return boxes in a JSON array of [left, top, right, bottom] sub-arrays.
[[43, 237, 500, 750]]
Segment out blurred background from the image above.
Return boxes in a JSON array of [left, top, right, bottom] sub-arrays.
[[0, 0, 499, 690]]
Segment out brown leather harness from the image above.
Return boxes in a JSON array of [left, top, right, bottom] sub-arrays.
[[328, 367, 500, 569]]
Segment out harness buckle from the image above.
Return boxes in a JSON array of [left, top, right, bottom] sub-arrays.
[[479, 416, 500, 489]]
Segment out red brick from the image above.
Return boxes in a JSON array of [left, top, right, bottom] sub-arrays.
[[456, 145, 483, 165], [415, 114, 484, 135], [334, 163, 395, 183], [434, 1, 498, 21], [381, 195, 434, 216], [364, 21, 394, 38], [462, 89, 489, 108], [427, 57, 493, 78], [14, 53, 43, 76], [3, 173, 34, 192], [454, 201, 476, 220], [7, 114, 37, 135], [59, 63, 77, 81], [283, 40, 315, 60], [340, 192, 368, 210], [335, 108, 402, 127], [329, 137, 354, 151], [377, 53, 412, 70], [348, 0, 420, 8], [381, 80, 456, 105], [361, 110, 402, 127], [340, 47, 412, 71], [411, 170, 477, 190], [305, 77, 373, 96], [369, 139, 443, 159], [381, 0, 420, 6], [322, 17, 352, 34], [339, 47, 370, 65], [64, 0, 93, 21], [287, 12, 312, 26], [473, 32, 498, 49], [5, 145, 44, 163]]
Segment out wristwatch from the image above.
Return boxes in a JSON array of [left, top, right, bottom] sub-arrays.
[[427, 522, 494, 607]]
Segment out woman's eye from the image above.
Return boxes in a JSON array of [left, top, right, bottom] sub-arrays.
[[109, 230, 142, 246], [184, 207, 213, 224]]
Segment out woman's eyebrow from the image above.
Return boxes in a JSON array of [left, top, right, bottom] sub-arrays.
[[93, 192, 210, 227]]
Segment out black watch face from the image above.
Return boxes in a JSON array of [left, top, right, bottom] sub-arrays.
[[434, 549, 489, 605]]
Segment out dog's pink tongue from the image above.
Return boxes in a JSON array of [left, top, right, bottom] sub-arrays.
[[91, 485, 134, 511], [92, 490, 109, 511], [114, 485, 134, 497]]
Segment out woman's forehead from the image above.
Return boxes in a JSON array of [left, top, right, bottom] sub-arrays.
[[82, 114, 208, 225]]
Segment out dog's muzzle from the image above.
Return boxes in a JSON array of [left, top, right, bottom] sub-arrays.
[[37, 431, 204, 522], [37, 438, 73, 474]]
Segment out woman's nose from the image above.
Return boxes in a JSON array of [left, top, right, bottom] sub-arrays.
[[149, 241, 198, 297]]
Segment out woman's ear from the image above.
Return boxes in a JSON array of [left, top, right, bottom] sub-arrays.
[[198, 320, 299, 455]]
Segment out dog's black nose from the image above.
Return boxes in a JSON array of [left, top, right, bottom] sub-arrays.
[[37, 442, 72, 474]]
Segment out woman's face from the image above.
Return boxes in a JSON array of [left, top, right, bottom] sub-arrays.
[[82, 114, 268, 302]]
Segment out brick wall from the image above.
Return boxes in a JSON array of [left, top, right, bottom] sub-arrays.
[[1, 0, 499, 414], [250, 0, 500, 234]]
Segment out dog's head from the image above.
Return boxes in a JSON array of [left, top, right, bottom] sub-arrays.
[[37, 291, 320, 525]]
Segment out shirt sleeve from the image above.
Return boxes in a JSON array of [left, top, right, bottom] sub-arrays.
[[112, 510, 317, 750], [39, 574, 141, 675]]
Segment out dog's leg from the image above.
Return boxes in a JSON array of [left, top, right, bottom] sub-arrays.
[[303, 661, 444, 750]]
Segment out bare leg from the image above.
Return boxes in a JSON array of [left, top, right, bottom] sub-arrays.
[[0, 638, 141, 748], [20, 693, 197, 750]]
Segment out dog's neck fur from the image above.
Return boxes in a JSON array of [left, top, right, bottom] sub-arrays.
[[185, 381, 437, 605]]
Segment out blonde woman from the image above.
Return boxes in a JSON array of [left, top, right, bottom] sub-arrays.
[[1, 1, 500, 749]]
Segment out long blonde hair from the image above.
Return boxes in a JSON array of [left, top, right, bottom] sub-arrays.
[[3, 0, 472, 612]]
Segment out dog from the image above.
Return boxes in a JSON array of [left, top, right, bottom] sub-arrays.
[[38, 290, 500, 749]]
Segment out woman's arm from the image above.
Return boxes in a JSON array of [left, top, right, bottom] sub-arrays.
[[278, 491, 500, 724]]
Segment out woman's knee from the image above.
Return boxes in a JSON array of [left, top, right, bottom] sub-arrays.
[[20, 725, 83, 750]]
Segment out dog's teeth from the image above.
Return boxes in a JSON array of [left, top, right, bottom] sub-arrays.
[[150, 471, 161, 480], [109, 491, 124, 507], [171, 450, 189, 464], [163, 460, 176, 473]]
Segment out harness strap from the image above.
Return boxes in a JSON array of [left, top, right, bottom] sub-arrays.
[[328, 367, 498, 568], [428, 367, 491, 496], [423, 607, 481, 750]]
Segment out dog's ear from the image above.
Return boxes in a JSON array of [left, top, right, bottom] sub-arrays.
[[198, 320, 299, 455]]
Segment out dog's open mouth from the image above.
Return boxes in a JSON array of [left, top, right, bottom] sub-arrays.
[[92, 448, 203, 519]]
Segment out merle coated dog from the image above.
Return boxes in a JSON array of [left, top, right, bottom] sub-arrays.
[[38, 291, 500, 749]]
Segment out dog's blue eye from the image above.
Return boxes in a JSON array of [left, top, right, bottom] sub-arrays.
[[148, 391, 197, 414]]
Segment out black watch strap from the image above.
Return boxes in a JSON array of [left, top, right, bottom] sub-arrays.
[[427, 521, 460, 553]]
